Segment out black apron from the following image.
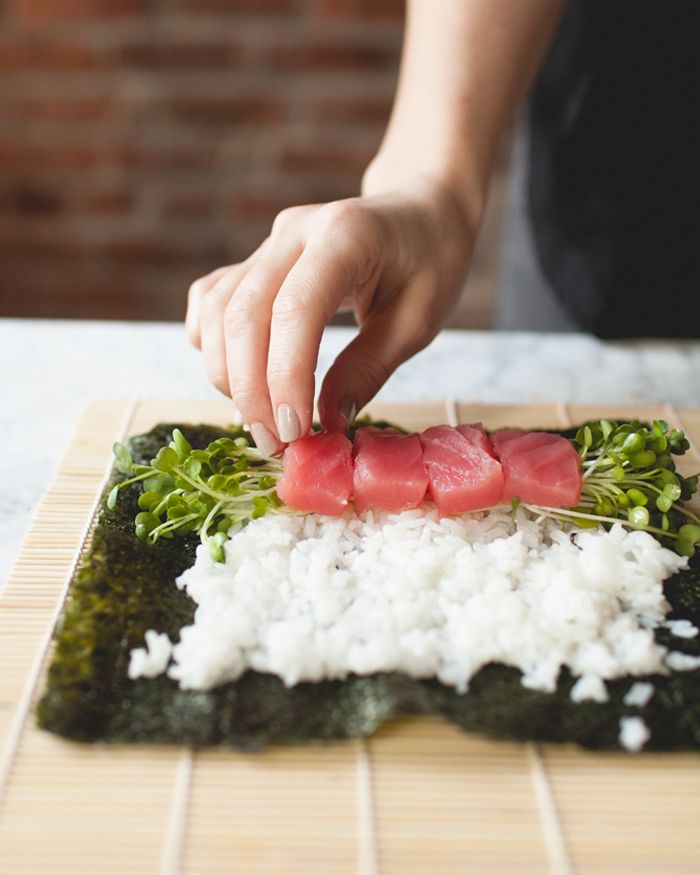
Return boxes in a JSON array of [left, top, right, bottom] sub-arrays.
[[498, 0, 700, 338]]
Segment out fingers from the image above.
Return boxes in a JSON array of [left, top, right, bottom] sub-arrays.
[[318, 271, 439, 430], [223, 237, 305, 455], [185, 266, 231, 349], [267, 205, 382, 440], [188, 199, 404, 452]]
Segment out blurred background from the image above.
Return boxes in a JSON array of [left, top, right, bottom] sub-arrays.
[[0, 0, 510, 327]]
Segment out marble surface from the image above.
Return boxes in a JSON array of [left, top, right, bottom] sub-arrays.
[[2, 317, 700, 589]]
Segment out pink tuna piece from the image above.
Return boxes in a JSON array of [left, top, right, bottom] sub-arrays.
[[352, 427, 429, 513], [276, 430, 353, 516], [456, 422, 498, 459], [492, 431, 582, 508], [420, 425, 505, 515], [490, 428, 527, 455]]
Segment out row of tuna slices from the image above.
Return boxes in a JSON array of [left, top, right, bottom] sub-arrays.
[[276, 424, 582, 517]]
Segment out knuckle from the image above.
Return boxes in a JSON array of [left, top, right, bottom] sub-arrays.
[[315, 202, 362, 253], [230, 388, 262, 416], [314, 200, 379, 285], [207, 369, 230, 396], [267, 358, 305, 387], [271, 205, 305, 237], [199, 281, 230, 318], [271, 291, 309, 321], [223, 286, 257, 330], [187, 276, 209, 304], [185, 322, 201, 349], [318, 199, 358, 232]]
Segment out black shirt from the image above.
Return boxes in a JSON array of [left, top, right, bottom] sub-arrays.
[[526, 0, 700, 338]]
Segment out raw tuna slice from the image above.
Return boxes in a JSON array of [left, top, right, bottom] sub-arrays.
[[353, 427, 429, 513], [493, 431, 581, 508], [420, 425, 504, 515], [490, 428, 527, 455], [456, 423, 498, 458], [277, 430, 353, 516]]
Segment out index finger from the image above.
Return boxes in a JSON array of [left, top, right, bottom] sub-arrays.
[[267, 217, 381, 440]]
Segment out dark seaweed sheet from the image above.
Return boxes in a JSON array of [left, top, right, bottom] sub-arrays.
[[37, 423, 700, 750]]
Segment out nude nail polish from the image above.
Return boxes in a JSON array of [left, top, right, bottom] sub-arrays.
[[249, 422, 279, 457], [276, 404, 300, 443], [338, 395, 357, 425]]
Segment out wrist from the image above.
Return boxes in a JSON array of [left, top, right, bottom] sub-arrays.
[[361, 154, 485, 239]]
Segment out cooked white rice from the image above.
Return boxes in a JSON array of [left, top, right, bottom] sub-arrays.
[[619, 716, 651, 751], [128, 630, 172, 679], [623, 681, 655, 708], [665, 619, 699, 639], [129, 506, 687, 701], [665, 651, 700, 671]]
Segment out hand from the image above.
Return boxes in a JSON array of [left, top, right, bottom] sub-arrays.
[[185, 182, 475, 455]]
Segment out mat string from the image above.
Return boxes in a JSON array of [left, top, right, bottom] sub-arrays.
[[528, 744, 574, 875], [160, 747, 194, 875]]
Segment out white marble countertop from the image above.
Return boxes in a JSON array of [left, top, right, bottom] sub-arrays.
[[2, 317, 700, 589]]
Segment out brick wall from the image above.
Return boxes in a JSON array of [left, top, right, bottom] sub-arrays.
[[0, 0, 505, 325]]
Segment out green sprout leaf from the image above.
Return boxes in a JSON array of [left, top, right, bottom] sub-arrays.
[[530, 418, 700, 556], [677, 525, 700, 558], [107, 484, 120, 510], [108, 427, 287, 562], [112, 442, 134, 475]]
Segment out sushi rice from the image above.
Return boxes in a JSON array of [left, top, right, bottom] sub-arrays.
[[130, 506, 687, 718]]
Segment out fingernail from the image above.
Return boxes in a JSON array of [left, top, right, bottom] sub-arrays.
[[276, 404, 301, 443], [338, 395, 357, 425], [249, 422, 279, 457]]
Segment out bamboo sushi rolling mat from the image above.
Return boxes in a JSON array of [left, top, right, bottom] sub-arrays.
[[1, 399, 700, 875]]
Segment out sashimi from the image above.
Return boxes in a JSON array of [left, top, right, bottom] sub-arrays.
[[493, 431, 581, 508], [420, 425, 504, 515], [277, 430, 353, 516], [490, 428, 526, 455], [457, 423, 498, 458], [353, 426, 429, 513]]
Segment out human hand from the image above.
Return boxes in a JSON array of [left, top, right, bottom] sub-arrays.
[[185, 182, 475, 455]]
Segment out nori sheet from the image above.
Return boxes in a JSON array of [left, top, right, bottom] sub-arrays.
[[36, 423, 700, 751]]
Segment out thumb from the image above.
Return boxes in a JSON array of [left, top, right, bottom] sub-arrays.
[[318, 295, 433, 430]]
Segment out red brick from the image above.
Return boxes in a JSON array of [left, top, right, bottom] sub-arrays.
[[163, 192, 215, 220], [175, 0, 297, 16], [0, 184, 63, 215], [9, 0, 152, 26], [167, 95, 285, 126], [267, 38, 398, 72], [313, 95, 393, 124], [311, 0, 405, 23], [0, 37, 107, 71], [0, 144, 103, 171], [230, 192, 297, 223], [104, 236, 227, 265], [78, 190, 135, 216], [115, 144, 216, 171], [0, 235, 87, 259], [13, 95, 120, 121], [119, 39, 242, 69], [279, 144, 374, 178]]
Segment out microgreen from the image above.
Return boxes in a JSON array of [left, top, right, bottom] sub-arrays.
[[525, 419, 700, 557], [108, 429, 286, 562]]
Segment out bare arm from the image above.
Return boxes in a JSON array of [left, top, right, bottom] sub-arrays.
[[186, 0, 564, 453], [365, 0, 564, 216]]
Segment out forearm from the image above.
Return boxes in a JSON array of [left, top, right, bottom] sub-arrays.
[[363, 0, 565, 228]]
